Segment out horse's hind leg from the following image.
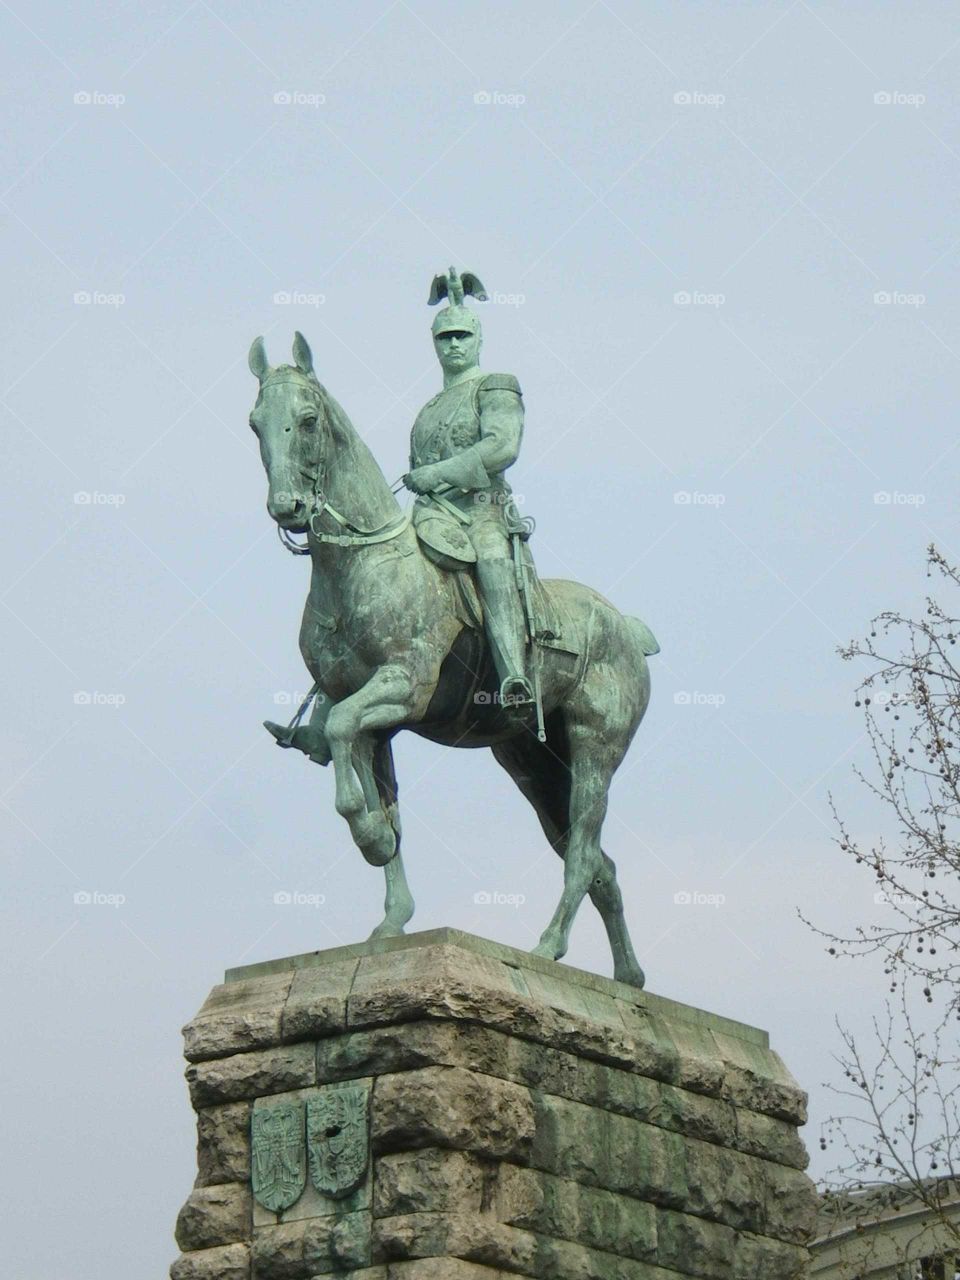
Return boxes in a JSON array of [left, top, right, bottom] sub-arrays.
[[491, 714, 571, 857], [590, 851, 644, 988], [530, 747, 608, 968], [492, 723, 645, 988]]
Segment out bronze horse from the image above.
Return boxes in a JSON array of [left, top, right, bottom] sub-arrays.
[[248, 333, 659, 987]]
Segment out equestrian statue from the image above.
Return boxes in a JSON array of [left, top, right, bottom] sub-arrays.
[[252, 268, 659, 987]]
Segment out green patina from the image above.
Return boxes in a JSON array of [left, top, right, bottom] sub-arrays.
[[249, 269, 660, 988]]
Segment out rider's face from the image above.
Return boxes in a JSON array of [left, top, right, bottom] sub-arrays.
[[434, 328, 481, 374]]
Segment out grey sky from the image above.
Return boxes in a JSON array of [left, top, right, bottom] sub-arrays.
[[3, 2, 958, 1274]]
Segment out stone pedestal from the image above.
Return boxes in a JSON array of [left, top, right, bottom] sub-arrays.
[[171, 928, 817, 1279]]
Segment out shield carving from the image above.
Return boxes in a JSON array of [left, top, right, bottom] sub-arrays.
[[251, 1101, 306, 1213], [306, 1084, 370, 1199]]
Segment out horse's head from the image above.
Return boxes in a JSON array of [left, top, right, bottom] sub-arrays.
[[247, 332, 325, 531]]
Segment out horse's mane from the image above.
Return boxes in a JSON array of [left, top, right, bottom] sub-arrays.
[[313, 375, 400, 530], [315, 380, 359, 442]]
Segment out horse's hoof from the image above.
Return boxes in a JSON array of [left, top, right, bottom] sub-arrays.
[[614, 964, 646, 990], [530, 940, 561, 961], [368, 919, 407, 940], [356, 816, 398, 867]]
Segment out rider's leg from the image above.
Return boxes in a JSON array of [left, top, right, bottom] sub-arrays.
[[471, 517, 533, 707]]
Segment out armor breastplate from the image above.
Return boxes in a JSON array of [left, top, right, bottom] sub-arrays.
[[410, 380, 482, 469]]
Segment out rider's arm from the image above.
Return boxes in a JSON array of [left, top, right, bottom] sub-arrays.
[[430, 376, 524, 491]]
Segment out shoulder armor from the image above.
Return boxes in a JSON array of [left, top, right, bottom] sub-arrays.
[[479, 372, 522, 396]]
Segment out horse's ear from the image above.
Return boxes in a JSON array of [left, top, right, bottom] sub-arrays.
[[248, 336, 269, 382], [292, 331, 314, 376]]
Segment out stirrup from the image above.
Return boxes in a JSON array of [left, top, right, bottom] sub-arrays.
[[263, 719, 331, 767], [499, 676, 535, 709]]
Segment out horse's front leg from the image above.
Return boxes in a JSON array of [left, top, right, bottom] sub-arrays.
[[325, 664, 417, 866], [351, 735, 415, 931]]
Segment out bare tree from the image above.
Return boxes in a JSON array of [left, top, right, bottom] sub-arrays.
[[810, 544, 960, 1263]]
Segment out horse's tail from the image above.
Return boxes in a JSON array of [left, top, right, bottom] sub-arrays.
[[628, 615, 660, 657]]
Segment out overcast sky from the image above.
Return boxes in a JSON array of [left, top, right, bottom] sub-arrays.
[[3, 2, 959, 1274]]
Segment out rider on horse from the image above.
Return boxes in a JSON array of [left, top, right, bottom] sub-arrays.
[[403, 268, 535, 715]]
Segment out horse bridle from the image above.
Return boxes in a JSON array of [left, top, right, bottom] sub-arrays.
[[266, 376, 412, 556]]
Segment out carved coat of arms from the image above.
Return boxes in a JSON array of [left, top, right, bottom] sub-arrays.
[[306, 1084, 370, 1199], [251, 1101, 306, 1213]]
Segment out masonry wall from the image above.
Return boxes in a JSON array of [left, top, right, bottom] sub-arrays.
[[170, 929, 818, 1280]]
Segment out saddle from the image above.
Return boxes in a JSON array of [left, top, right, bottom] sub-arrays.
[[412, 495, 576, 655], [411, 501, 476, 572], [417, 524, 575, 658]]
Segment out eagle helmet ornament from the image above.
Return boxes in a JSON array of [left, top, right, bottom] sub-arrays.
[[428, 266, 488, 337]]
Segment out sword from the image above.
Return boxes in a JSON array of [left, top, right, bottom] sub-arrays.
[[506, 503, 546, 743]]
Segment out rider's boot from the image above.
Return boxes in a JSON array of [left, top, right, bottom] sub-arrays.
[[264, 691, 332, 766], [475, 559, 535, 717]]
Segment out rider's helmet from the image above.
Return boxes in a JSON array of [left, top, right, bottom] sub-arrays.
[[429, 267, 487, 337]]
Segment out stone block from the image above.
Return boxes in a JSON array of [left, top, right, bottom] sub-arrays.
[[735, 1104, 809, 1172], [187, 1042, 316, 1108], [170, 1241, 250, 1280], [251, 1211, 372, 1278], [280, 957, 359, 1041], [374, 1150, 486, 1218], [195, 1101, 251, 1186], [495, 1163, 658, 1261], [655, 1207, 735, 1279], [764, 1160, 821, 1245], [184, 971, 295, 1063], [372, 1065, 535, 1162], [373, 1211, 688, 1280], [176, 1182, 251, 1250], [384, 1263, 502, 1279], [735, 1229, 810, 1279]]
